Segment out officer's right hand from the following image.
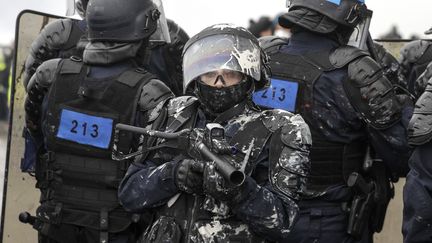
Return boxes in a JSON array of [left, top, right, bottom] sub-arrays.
[[174, 159, 205, 195]]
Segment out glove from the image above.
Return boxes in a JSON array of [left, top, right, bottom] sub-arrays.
[[174, 159, 204, 194], [203, 162, 251, 204]]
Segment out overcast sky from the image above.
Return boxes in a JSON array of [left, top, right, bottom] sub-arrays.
[[0, 0, 430, 45]]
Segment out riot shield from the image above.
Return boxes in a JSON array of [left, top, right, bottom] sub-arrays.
[[0, 10, 69, 243]]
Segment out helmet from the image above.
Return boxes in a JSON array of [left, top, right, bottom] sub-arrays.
[[86, 0, 169, 42], [425, 27, 432, 35], [279, 0, 371, 34], [182, 23, 270, 93]]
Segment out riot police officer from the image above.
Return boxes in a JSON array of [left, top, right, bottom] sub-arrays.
[[254, 0, 413, 242], [118, 24, 312, 242], [399, 27, 432, 97], [402, 56, 432, 243], [23, 0, 173, 242], [22, 0, 188, 95]]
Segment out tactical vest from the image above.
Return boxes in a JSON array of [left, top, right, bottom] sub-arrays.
[[145, 99, 273, 243], [262, 49, 367, 192], [39, 58, 154, 233]]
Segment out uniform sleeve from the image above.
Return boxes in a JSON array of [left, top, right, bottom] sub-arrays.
[[328, 65, 413, 176], [118, 160, 179, 212], [227, 175, 300, 241], [25, 58, 61, 137], [367, 104, 413, 176]]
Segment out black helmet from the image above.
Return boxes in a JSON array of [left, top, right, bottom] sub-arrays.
[[86, 0, 169, 42], [182, 23, 270, 93], [279, 0, 371, 34]]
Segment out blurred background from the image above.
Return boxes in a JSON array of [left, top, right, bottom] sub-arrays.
[[0, 0, 431, 46], [0, 0, 430, 129]]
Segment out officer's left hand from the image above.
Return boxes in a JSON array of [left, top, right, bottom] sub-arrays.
[[203, 162, 249, 204]]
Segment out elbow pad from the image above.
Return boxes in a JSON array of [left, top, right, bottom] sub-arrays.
[[344, 55, 403, 129]]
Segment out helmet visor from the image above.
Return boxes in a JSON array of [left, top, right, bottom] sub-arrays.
[[183, 34, 261, 92], [149, 0, 171, 43], [347, 9, 372, 50]]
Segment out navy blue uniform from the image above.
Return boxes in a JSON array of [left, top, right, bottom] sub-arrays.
[[23, 57, 173, 243], [403, 144, 432, 243], [118, 98, 312, 242], [269, 31, 412, 243]]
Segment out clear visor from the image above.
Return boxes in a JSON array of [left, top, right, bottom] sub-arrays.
[[183, 34, 261, 92], [347, 10, 372, 50], [149, 0, 171, 44]]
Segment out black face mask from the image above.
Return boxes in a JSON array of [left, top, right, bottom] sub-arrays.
[[196, 79, 253, 114]]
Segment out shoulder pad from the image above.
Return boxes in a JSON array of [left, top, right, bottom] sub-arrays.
[[414, 62, 432, 98], [267, 111, 311, 200], [23, 19, 75, 87], [280, 114, 312, 149], [329, 45, 370, 69], [37, 19, 75, 50], [345, 56, 403, 129], [261, 109, 294, 132], [400, 40, 432, 64], [261, 109, 311, 147], [138, 79, 174, 112], [25, 58, 61, 134], [26, 58, 61, 91], [261, 109, 312, 146], [167, 96, 199, 116], [258, 35, 289, 54], [408, 79, 432, 145]]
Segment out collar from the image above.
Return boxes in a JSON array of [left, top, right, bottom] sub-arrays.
[[287, 31, 341, 51]]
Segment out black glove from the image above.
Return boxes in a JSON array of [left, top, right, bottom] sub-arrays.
[[203, 162, 251, 204], [174, 159, 204, 194]]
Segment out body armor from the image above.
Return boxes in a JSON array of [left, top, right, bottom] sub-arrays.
[[262, 41, 402, 191], [23, 18, 87, 88], [143, 98, 310, 242], [36, 57, 155, 233]]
